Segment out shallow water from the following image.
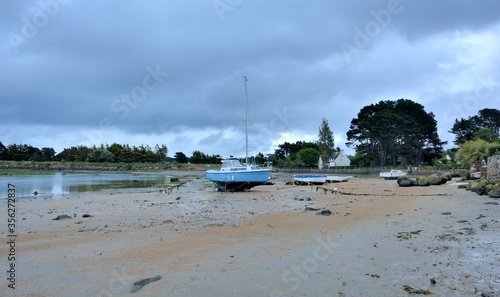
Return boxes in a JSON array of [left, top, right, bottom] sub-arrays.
[[0, 172, 173, 200]]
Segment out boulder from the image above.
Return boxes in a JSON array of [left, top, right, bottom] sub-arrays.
[[417, 176, 430, 186], [397, 176, 409, 183], [398, 179, 413, 187], [476, 179, 489, 195], [442, 173, 452, 181], [428, 175, 443, 185], [488, 183, 500, 198], [52, 215, 72, 220], [467, 181, 479, 192], [316, 209, 332, 216]]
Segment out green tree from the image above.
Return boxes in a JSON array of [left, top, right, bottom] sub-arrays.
[[254, 152, 267, 165], [87, 148, 115, 163], [40, 147, 56, 161], [174, 152, 189, 163], [190, 150, 208, 164], [0, 142, 6, 160], [455, 139, 500, 169], [297, 148, 320, 167], [347, 99, 444, 166], [5, 144, 39, 161], [473, 128, 500, 143], [55, 145, 92, 162], [155, 144, 168, 162], [274, 141, 318, 163], [317, 118, 335, 166], [449, 108, 500, 145]]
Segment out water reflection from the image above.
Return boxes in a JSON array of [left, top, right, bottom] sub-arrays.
[[0, 173, 170, 199]]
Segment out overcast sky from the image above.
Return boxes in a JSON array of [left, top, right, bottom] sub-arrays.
[[1, 0, 499, 158]]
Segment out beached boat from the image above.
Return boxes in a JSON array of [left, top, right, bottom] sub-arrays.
[[205, 76, 271, 191], [379, 170, 407, 180], [293, 175, 327, 185], [326, 175, 352, 183], [470, 171, 481, 179], [206, 158, 271, 191]]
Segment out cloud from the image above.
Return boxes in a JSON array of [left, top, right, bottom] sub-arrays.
[[1, 0, 499, 158]]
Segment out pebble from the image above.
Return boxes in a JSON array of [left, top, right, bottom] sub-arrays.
[[130, 275, 162, 293], [483, 202, 498, 205], [52, 215, 72, 220], [316, 209, 332, 216], [440, 212, 451, 215]]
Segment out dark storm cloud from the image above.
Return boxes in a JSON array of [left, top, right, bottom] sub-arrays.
[[1, 0, 499, 155]]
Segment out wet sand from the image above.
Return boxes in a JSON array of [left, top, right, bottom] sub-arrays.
[[1, 172, 499, 296]]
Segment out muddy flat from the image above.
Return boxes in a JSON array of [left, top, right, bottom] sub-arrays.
[[1, 173, 498, 296]]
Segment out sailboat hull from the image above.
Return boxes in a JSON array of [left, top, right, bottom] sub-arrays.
[[206, 169, 271, 191]]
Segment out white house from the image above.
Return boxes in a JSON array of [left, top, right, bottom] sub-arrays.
[[328, 150, 351, 167]]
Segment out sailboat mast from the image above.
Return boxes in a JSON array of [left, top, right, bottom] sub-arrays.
[[243, 76, 249, 165]]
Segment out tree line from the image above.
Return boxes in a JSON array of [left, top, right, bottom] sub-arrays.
[[270, 102, 499, 169], [0, 143, 168, 163]]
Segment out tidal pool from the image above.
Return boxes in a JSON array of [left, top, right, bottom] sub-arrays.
[[0, 172, 173, 199]]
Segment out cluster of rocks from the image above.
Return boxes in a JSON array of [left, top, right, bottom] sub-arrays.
[[462, 179, 500, 198], [396, 174, 452, 187]]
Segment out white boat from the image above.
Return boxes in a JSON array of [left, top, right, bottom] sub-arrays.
[[470, 171, 481, 179], [326, 175, 352, 183], [379, 170, 407, 180], [205, 76, 272, 192], [293, 175, 327, 185]]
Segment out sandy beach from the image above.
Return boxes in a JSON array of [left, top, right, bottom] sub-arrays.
[[1, 171, 499, 296]]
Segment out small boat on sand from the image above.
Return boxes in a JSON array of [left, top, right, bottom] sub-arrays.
[[293, 175, 327, 185], [470, 171, 481, 179], [379, 170, 407, 180], [326, 175, 352, 183]]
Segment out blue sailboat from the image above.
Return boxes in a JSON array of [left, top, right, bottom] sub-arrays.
[[205, 76, 271, 191]]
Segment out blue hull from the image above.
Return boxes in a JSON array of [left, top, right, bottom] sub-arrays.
[[206, 169, 271, 191]]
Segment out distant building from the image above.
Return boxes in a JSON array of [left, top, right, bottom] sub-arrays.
[[328, 150, 351, 167]]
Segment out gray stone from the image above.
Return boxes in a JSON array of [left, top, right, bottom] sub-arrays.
[[52, 215, 72, 220], [130, 275, 162, 293], [398, 179, 413, 187]]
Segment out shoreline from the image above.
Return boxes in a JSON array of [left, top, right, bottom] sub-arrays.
[[1, 175, 498, 296]]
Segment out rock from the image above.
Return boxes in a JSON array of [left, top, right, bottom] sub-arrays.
[[476, 179, 489, 195], [442, 173, 452, 181], [316, 209, 332, 216], [398, 179, 413, 187], [428, 175, 444, 185], [305, 206, 320, 211], [467, 181, 479, 192], [397, 176, 410, 185], [484, 202, 499, 205], [130, 275, 162, 293], [417, 177, 430, 186], [440, 212, 451, 215], [52, 215, 72, 220], [403, 285, 432, 295], [170, 177, 179, 182], [488, 183, 500, 198], [82, 214, 92, 218]]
